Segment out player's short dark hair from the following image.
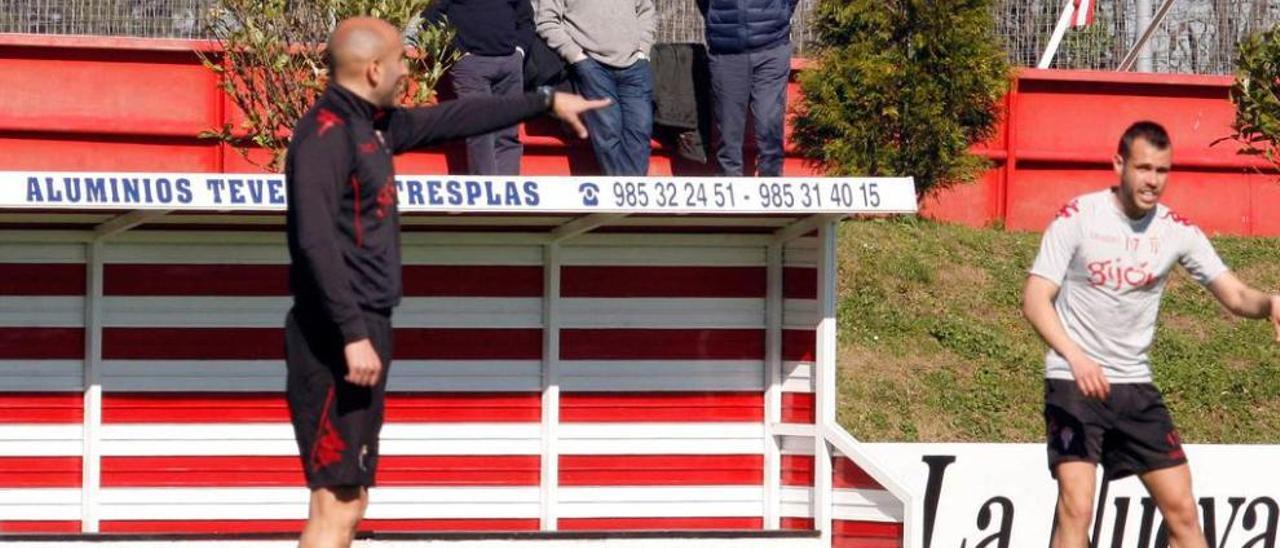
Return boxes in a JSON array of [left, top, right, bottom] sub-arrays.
[[1117, 121, 1171, 160]]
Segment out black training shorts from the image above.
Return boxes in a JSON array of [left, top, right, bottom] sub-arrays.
[[1044, 378, 1187, 480], [285, 306, 393, 489]]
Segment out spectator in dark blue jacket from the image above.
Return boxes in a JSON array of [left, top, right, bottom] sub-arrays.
[[425, 0, 536, 175], [698, 0, 799, 177]]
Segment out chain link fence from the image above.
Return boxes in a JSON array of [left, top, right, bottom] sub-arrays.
[[998, 0, 1280, 74], [0, 0, 210, 38], [1, 0, 1276, 74]]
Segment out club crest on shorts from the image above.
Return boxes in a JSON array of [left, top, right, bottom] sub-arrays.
[[1059, 425, 1075, 451]]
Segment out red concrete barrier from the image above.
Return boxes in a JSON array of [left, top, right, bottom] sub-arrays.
[[1, 34, 1275, 235]]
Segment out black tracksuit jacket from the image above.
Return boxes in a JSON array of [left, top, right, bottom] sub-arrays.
[[285, 84, 548, 342]]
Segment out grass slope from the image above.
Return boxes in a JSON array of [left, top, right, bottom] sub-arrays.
[[835, 218, 1280, 443]]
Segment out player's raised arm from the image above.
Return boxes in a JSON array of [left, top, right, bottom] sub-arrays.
[[1205, 272, 1280, 341]]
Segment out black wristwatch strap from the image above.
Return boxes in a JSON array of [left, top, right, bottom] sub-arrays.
[[536, 85, 555, 111]]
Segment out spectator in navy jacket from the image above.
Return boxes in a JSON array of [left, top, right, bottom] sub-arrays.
[[425, 0, 536, 175], [698, 0, 799, 177]]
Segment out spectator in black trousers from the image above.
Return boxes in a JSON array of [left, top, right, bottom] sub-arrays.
[[425, 0, 536, 175]]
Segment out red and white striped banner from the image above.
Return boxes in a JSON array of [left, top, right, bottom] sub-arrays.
[[1071, 0, 1096, 27]]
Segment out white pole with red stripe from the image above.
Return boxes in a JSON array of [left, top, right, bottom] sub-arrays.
[[1037, 0, 1080, 69]]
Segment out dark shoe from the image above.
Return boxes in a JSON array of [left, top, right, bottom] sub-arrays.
[[676, 129, 707, 164]]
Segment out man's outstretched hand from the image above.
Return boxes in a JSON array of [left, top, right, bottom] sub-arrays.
[[551, 93, 612, 139]]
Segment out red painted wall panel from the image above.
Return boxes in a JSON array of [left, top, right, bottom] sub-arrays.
[[0, 456, 81, 487], [101, 392, 542, 423], [100, 455, 539, 487], [0, 49, 217, 137], [1004, 165, 1117, 232], [98, 518, 540, 534], [926, 70, 1277, 235], [560, 455, 762, 485], [1005, 164, 1258, 234], [558, 517, 762, 531], [0, 264, 85, 295], [0, 520, 82, 533], [1251, 174, 1280, 236], [561, 392, 763, 422], [920, 168, 1001, 229], [3, 38, 1272, 235], [0, 136, 219, 172]]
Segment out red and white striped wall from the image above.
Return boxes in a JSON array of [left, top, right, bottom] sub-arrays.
[[0, 242, 86, 534], [0, 225, 909, 547], [778, 236, 904, 547]]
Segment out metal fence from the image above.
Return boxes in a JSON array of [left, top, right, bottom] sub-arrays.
[[997, 0, 1280, 74], [0, 0, 210, 38], [1, 0, 1277, 74]]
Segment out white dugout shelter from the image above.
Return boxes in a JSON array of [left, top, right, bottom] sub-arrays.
[[0, 172, 916, 548]]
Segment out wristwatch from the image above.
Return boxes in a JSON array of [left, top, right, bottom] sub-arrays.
[[536, 85, 556, 111]]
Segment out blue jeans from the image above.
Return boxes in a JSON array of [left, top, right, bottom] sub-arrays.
[[708, 42, 792, 177], [572, 57, 654, 176]]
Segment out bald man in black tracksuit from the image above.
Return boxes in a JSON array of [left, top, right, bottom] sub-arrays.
[[285, 17, 606, 547]]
